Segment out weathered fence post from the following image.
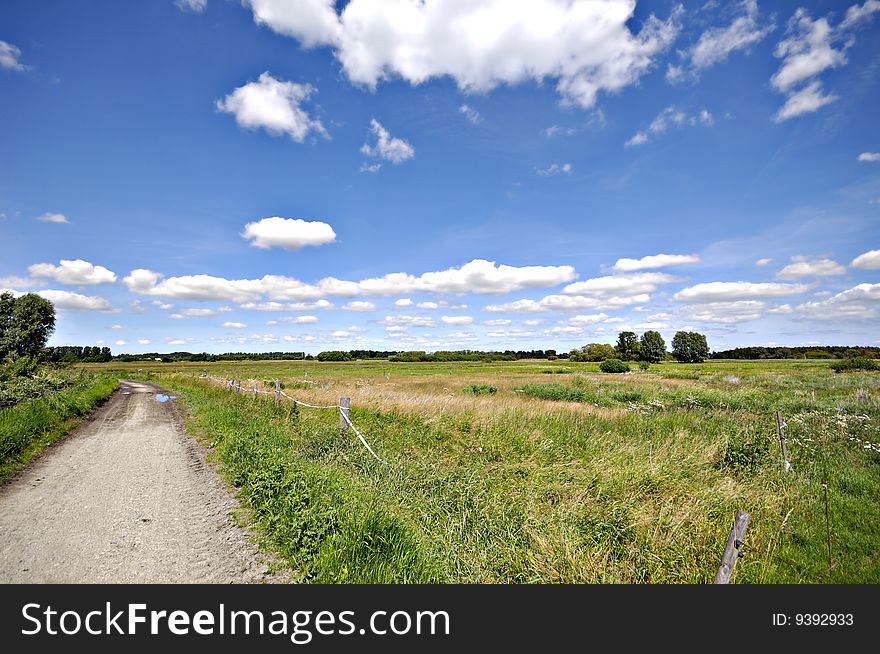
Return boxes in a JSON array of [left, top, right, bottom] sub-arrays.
[[775, 411, 791, 473], [253, 383, 257, 399], [339, 396, 350, 433], [236, 379, 241, 394], [274, 380, 280, 406], [714, 510, 750, 584]]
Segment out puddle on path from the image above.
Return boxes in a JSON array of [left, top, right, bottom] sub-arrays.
[[155, 394, 177, 403]]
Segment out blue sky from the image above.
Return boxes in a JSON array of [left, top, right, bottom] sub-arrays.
[[1, 0, 878, 355]]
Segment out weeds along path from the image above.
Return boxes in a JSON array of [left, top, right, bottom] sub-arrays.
[[0, 380, 273, 583]]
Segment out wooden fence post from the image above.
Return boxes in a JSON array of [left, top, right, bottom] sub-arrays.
[[714, 510, 750, 584], [775, 411, 791, 473], [236, 379, 241, 394], [339, 396, 350, 433], [253, 383, 257, 399], [275, 380, 280, 406]]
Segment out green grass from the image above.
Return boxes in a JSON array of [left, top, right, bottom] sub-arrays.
[[0, 373, 118, 483], [95, 358, 879, 583]]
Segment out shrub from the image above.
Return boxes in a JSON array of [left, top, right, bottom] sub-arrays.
[[637, 361, 650, 371], [830, 357, 879, 373], [599, 359, 630, 374], [462, 384, 497, 395]]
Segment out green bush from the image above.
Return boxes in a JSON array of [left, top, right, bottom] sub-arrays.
[[462, 384, 497, 395], [599, 359, 630, 373], [830, 357, 879, 373]]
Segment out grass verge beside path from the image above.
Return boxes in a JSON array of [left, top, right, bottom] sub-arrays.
[[0, 374, 118, 484]]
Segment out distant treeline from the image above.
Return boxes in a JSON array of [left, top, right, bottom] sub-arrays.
[[710, 346, 880, 360], [42, 346, 112, 363], [387, 349, 560, 362], [109, 349, 562, 363], [112, 351, 310, 362]]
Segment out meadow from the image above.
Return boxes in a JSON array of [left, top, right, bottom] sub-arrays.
[[87, 358, 880, 583]]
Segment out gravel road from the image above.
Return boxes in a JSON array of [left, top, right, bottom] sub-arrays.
[[0, 380, 276, 583]]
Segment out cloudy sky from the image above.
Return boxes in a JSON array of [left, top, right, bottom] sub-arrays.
[[1, 0, 879, 354]]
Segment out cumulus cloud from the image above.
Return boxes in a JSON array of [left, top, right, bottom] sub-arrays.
[[241, 216, 336, 251], [216, 72, 328, 142], [379, 315, 435, 328], [242, 0, 681, 109], [684, 300, 767, 323], [674, 281, 812, 302], [342, 301, 377, 312], [124, 259, 576, 304], [776, 258, 846, 279], [222, 321, 247, 329], [441, 315, 473, 325], [0, 40, 27, 72], [484, 319, 511, 326], [536, 163, 572, 176], [33, 290, 113, 312], [360, 119, 414, 167], [755, 258, 773, 266], [625, 107, 713, 146], [278, 315, 319, 324], [566, 313, 612, 325], [771, 3, 879, 121], [394, 298, 413, 307], [684, 1, 774, 75], [611, 253, 700, 272], [485, 293, 649, 313], [795, 282, 880, 319], [137, 339, 151, 345], [563, 272, 679, 296], [28, 259, 117, 285], [858, 152, 880, 162], [459, 104, 482, 124], [851, 249, 880, 269], [35, 212, 69, 224]]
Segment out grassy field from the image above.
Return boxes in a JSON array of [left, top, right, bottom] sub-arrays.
[[0, 372, 118, 484], [86, 358, 879, 583]]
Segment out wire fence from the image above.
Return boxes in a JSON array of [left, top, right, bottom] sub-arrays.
[[195, 373, 386, 464]]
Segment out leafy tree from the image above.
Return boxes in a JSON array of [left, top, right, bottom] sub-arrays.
[[569, 343, 616, 362], [316, 350, 353, 362], [639, 330, 666, 363], [0, 293, 55, 360], [615, 331, 639, 361], [671, 331, 709, 363], [599, 358, 630, 373]]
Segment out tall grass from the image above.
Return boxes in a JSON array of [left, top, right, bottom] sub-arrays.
[[0, 373, 118, 483]]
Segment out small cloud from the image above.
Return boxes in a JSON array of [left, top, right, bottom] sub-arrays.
[[241, 216, 336, 251], [342, 301, 377, 312], [35, 212, 69, 224], [394, 298, 412, 307], [536, 163, 572, 176], [851, 249, 880, 270], [0, 40, 27, 72], [115, 340, 126, 346], [755, 258, 773, 266], [441, 315, 474, 325], [137, 339, 151, 345], [625, 107, 713, 146], [459, 104, 482, 124], [858, 152, 880, 162], [175, 0, 207, 12], [542, 125, 576, 138], [222, 321, 247, 329], [361, 119, 415, 165]]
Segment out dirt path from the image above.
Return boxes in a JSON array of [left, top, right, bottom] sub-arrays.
[[0, 380, 277, 583]]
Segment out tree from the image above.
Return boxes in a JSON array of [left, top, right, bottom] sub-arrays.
[[0, 293, 55, 360], [569, 343, 616, 362], [671, 331, 709, 363], [639, 331, 666, 363], [615, 331, 639, 361]]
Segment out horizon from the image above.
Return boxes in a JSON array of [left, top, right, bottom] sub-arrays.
[[2, 1, 879, 356]]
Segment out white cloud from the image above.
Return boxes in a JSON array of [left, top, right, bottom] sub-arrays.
[[0, 40, 26, 72], [124, 259, 576, 303], [216, 72, 328, 142], [34, 290, 113, 312], [360, 162, 382, 173], [563, 272, 679, 296], [674, 281, 812, 302], [484, 319, 511, 326], [180, 308, 216, 317], [536, 163, 572, 176], [858, 152, 880, 162], [687, 0, 774, 73], [611, 253, 700, 272], [175, 0, 207, 12], [485, 293, 649, 313], [851, 249, 880, 269], [523, 319, 547, 326], [417, 301, 439, 309], [459, 104, 482, 124], [770, 3, 879, 121], [342, 301, 377, 312], [137, 339, 151, 345], [684, 300, 767, 323], [360, 119, 414, 165], [115, 339, 127, 346], [278, 315, 319, 324], [773, 81, 837, 122], [222, 321, 247, 329], [394, 298, 412, 307], [241, 216, 336, 251], [796, 282, 880, 320], [625, 107, 713, 146], [543, 125, 576, 138], [441, 315, 473, 325], [776, 258, 846, 279], [755, 258, 773, 266], [243, 0, 681, 109], [28, 259, 117, 285], [35, 212, 69, 224], [379, 315, 435, 328]]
